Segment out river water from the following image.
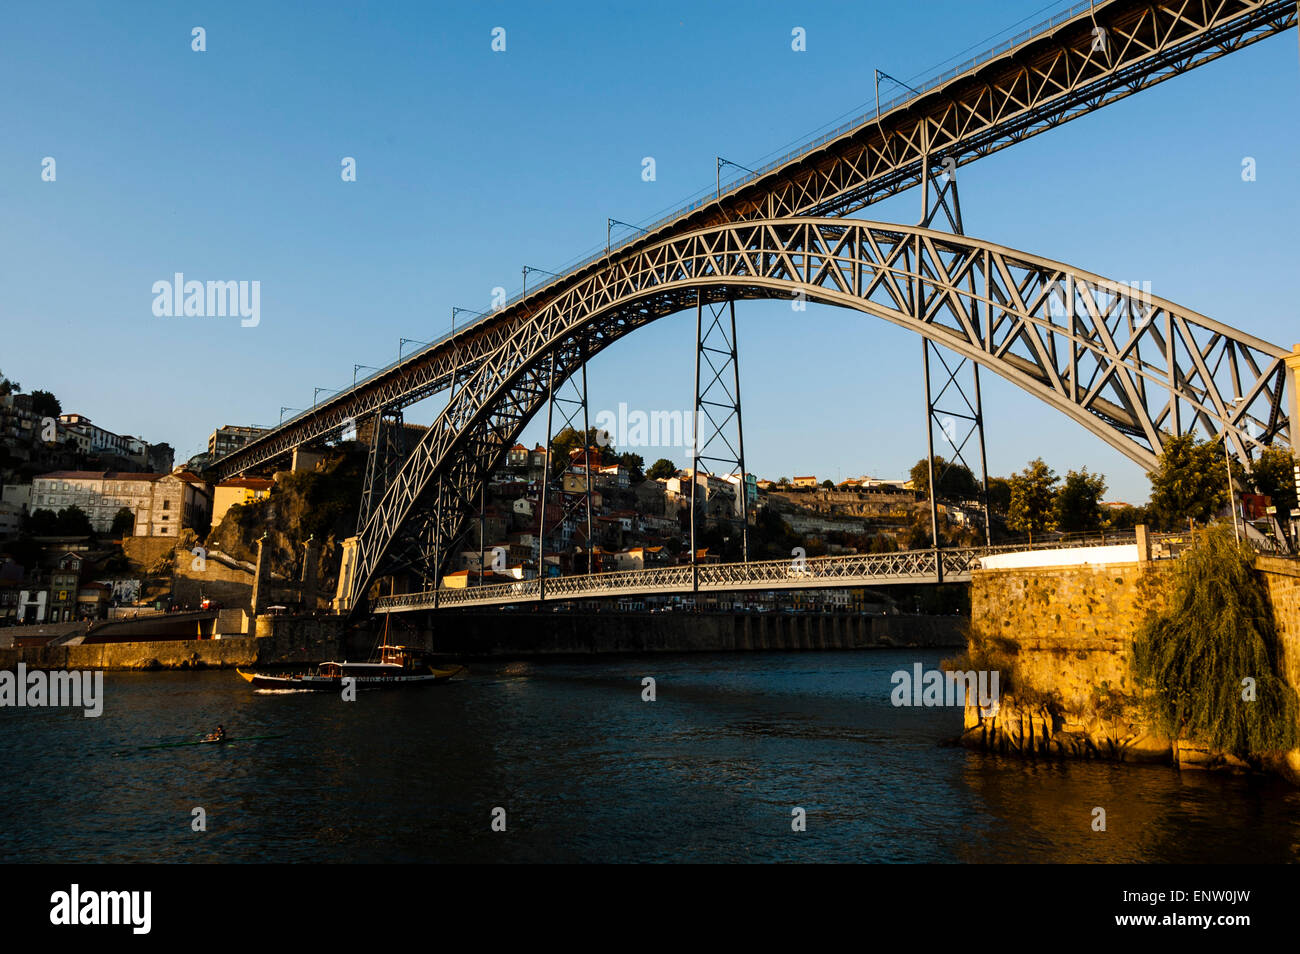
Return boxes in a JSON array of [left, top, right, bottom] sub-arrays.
[[5, 649, 1299, 863]]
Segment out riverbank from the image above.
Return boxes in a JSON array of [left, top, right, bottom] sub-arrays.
[[958, 545, 1300, 785]]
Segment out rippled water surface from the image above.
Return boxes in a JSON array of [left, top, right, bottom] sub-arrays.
[[5, 649, 1299, 863]]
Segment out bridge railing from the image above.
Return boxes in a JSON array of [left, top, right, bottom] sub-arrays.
[[373, 534, 1157, 612], [370, 526, 1292, 613]]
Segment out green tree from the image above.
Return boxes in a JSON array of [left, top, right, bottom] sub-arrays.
[[1007, 458, 1059, 540], [618, 452, 645, 483], [550, 425, 615, 474], [985, 476, 1012, 514], [1104, 504, 1147, 531], [1133, 526, 1299, 757], [0, 370, 18, 395], [821, 479, 835, 489], [30, 389, 61, 418], [1147, 435, 1243, 530], [646, 458, 677, 481], [110, 507, 135, 537], [1054, 468, 1107, 533], [24, 508, 59, 536], [1249, 446, 1297, 519], [867, 533, 899, 553], [909, 456, 980, 499], [55, 505, 94, 536]]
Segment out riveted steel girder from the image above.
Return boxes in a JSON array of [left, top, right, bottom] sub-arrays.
[[341, 217, 1291, 613], [207, 0, 1295, 484]]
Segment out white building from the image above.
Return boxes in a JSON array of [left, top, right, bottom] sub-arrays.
[[31, 470, 210, 536]]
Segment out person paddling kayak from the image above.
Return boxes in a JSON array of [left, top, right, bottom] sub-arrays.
[[202, 725, 226, 743]]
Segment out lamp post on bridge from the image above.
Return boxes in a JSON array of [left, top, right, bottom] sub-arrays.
[[451, 307, 487, 334], [353, 364, 380, 386], [607, 218, 648, 255], [398, 337, 428, 365], [522, 265, 558, 297], [715, 157, 756, 199], [1223, 396, 1246, 544], [279, 406, 304, 425]]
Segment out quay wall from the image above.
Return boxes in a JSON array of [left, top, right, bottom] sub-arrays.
[[0, 637, 257, 671], [415, 611, 964, 656], [961, 554, 1300, 783], [0, 611, 963, 670]]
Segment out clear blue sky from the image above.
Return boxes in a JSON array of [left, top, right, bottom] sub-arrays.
[[2, 1, 1297, 503]]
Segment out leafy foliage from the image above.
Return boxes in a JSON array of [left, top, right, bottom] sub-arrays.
[[985, 476, 1012, 514], [617, 452, 644, 483], [1007, 458, 1058, 539], [550, 426, 615, 474], [908, 456, 980, 499], [646, 458, 677, 481], [29, 389, 61, 418], [1132, 526, 1299, 757], [110, 507, 135, 536], [1147, 434, 1243, 530], [1054, 467, 1107, 532], [1249, 446, 1297, 518], [25, 505, 93, 537]]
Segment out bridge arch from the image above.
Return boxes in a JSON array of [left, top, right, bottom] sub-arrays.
[[342, 217, 1291, 611]]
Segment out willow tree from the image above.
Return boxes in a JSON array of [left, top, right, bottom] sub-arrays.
[[1133, 526, 1298, 757]]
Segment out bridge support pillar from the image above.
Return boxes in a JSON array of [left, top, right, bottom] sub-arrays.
[[332, 536, 359, 613], [301, 536, 320, 610], [918, 154, 992, 547], [1287, 344, 1300, 453], [250, 534, 271, 617], [537, 335, 596, 591], [691, 295, 751, 569]]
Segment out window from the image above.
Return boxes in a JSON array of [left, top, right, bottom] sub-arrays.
[[162, 500, 170, 510]]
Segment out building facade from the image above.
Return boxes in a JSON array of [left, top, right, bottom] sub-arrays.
[[31, 470, 211, 536], [211, 477, 274, 528], [208, 425, 268, 460]]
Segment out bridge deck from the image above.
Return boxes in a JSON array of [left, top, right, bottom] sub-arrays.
[[373, 539, 1149, 613]]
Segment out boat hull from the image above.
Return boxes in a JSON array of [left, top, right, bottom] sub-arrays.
[[237, 665, 465, 691]]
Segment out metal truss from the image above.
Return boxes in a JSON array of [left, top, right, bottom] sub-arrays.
[[691, 297, 750, 569], [373, 532, 1175, 613], [707, 0, 1296, 223], [207, 0, 1294, 484], [357, 408, 407, 535], [538, 336, 595, 583], [535, 335, 595, 595], [918, 159, 991, 548], [339, 216, 1291, 613]]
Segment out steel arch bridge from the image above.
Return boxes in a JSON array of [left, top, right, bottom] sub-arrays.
[[336, 217, 1292, 612], [206, 0, 1297, 485]]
